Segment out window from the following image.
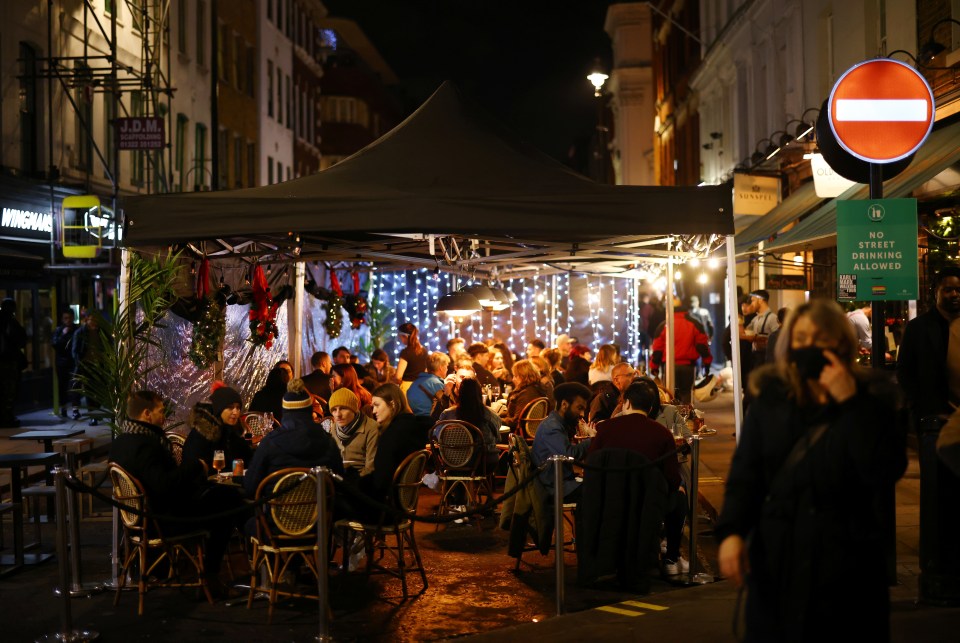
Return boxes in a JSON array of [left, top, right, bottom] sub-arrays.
[[276, 0, 282, 28], [233, 133, 242, 188], [267, 156, 274, 184], [193, 122, 207, 190], [74, 63, 93, 171], [267, 0, 272, 22], [293, 82, 300, 136], [233, 34, 243, 89], [286, 74, 292, 130], [130, 92, 144, 185], [246, 142, 255, 187], [277, 66, 283, 124], [217, 23, 228, 81], [175, 113, 188, 190], [267, 60, 274, 117], [19, 42, 39, 175], [196, 1, 206, 66], [130, 0, 143, 33], [286, 166, 291, 181], [105, 0, 116, 16], [104, 91, 115, 179], [277, 160, 282, 183], [246, 45, 255, 97], [218, 129, 228, 188], [177, 0, 188, 55]]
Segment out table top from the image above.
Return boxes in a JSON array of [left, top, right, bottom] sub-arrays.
[[0, 452, 63, 467], [10, 429, 85, 441]]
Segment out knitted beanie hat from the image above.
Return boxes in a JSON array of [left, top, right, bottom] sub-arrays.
[[210, 382, 243, 418], [328, 387, 359, 413], [282, 378, 314, 412]]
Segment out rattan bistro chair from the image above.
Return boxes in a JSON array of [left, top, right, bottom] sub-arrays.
[[432, 420, 491, 530], [518, 397, 550, 443], [107, 463, 213, 615], [334, 450, 430, 599], [247, 467, 334, 622]]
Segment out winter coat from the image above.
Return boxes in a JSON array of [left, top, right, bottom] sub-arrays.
[[715, 367, 907, 642], [243, 408, 344, 497], [181, 406, 253, 472]]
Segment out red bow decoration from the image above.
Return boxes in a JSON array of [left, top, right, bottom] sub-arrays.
[[196, 257, 210, 299], [248, 264, 280, 349]]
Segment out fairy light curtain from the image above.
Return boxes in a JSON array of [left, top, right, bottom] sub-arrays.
[[372, 269, 640, 365]]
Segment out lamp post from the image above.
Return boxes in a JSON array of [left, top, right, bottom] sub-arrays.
[[587, 60, 611, 184]]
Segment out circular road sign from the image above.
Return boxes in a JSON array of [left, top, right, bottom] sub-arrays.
[[828, 58, 935, 164]]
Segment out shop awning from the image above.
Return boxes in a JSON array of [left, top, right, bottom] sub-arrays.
[[765, 118, 960, 252], [733, 180, 828, 256]]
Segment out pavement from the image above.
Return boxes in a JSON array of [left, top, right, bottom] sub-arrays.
[[0, 391, 958, 642]]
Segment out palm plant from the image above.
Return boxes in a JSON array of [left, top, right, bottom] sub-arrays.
[[75, 250, 182, 434]]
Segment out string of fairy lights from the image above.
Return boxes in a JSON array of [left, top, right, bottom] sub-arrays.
[[368, 268, 642, 363]]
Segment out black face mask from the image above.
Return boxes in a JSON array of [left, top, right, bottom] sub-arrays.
[[790, 346, 829, 380]]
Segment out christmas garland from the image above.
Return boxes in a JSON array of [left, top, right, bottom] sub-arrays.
[[324, 271, 344, 339], [188, 296, 225, 368], [343, 272, 368, 329], [248, 264, 280, 349], [188, 258, 226, 368]]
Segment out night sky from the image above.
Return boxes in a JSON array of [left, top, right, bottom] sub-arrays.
[[322, 0, 616, 172]]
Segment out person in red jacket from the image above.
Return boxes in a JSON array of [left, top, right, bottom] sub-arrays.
[[650, 301, 712, 404]]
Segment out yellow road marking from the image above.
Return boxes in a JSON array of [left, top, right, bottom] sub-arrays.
[[595, 606, 646, 617], [620, 600, 669, 611]]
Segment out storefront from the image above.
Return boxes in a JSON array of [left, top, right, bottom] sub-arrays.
[[0, 175, 99, 413]]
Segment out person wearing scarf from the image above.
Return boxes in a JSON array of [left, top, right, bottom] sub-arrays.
[[328, 387, 379, 479]]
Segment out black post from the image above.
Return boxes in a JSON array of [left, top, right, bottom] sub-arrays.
[[868, 162, 897, 587]]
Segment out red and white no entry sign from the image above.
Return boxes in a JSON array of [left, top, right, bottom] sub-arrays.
[[828, 58, 935, 164]]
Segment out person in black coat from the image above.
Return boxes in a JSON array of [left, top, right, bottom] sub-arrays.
[[341, 383, 429, 523], [244, 379, 344, 498], [248, 366, 290, 421], [51, 310, 76, 419], [896, 265, 960, 430], [109, 391, 247, 595], [182, 384, 253, 472], [716, 300, 907, 642]]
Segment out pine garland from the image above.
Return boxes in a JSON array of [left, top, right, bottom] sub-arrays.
[[324, 294, 344, 338], [188, 296, 225, 368]]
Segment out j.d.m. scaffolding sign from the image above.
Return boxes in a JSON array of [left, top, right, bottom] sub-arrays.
[[116, 117, 164, 150], [836, 198, 918, 301]]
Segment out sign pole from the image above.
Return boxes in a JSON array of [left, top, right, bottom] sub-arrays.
[[868, 163, 885, 371]]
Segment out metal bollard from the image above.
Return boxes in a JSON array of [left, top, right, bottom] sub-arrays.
[[683, 435, 714, 585], [552, 455, 567, 616], [64, 452, 103, 598], [314, 467, 333, 642], [37, 467, 99, 642]]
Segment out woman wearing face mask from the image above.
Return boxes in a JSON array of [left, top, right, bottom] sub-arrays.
[[716, 299, 907, 642]]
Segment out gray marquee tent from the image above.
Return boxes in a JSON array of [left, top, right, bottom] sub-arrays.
[[122, 82, 745, 427]]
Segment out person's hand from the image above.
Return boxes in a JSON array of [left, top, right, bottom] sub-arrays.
[[820, 349, 856, 404], [718, 534, 748, 587], [578, 419, 596, 438]]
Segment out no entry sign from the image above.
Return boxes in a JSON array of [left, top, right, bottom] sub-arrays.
[[828, 59, 934, 164]]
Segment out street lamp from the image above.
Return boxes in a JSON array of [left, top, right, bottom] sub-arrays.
[[587, 59, 611, 183]]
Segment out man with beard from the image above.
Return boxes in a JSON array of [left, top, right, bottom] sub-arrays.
[[531, 382, 596, 503]]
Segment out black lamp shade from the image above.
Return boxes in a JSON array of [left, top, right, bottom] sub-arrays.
[[436, 290, 482, 317], [461, 284, 498, 308]]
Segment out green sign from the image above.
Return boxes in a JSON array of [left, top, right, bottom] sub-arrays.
[[836, 198, 918, 301]]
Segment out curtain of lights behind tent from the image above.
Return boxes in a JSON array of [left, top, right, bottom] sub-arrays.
[[372, 270, 637, 364]]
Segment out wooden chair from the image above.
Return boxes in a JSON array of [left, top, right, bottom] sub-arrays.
[[247, 468, 334, 622], [517, 397, 550, 443], [165, 432, 185, 466], [505, 434, 576, 571], [334, 450, 430, 599], [107, 463, 213, 615], [431, 420, 491, 530], [240, 412, 277, 445]]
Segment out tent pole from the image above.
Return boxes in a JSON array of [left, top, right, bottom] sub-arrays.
[[665, 245, 675, 396], [725, 235, 743, 438], [289, 262, 305, 377]]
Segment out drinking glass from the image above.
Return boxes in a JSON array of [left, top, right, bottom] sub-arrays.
[[212, 450, 226, 480]]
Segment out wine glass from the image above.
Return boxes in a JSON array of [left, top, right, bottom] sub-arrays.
[[212, 450, 226, 480]]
